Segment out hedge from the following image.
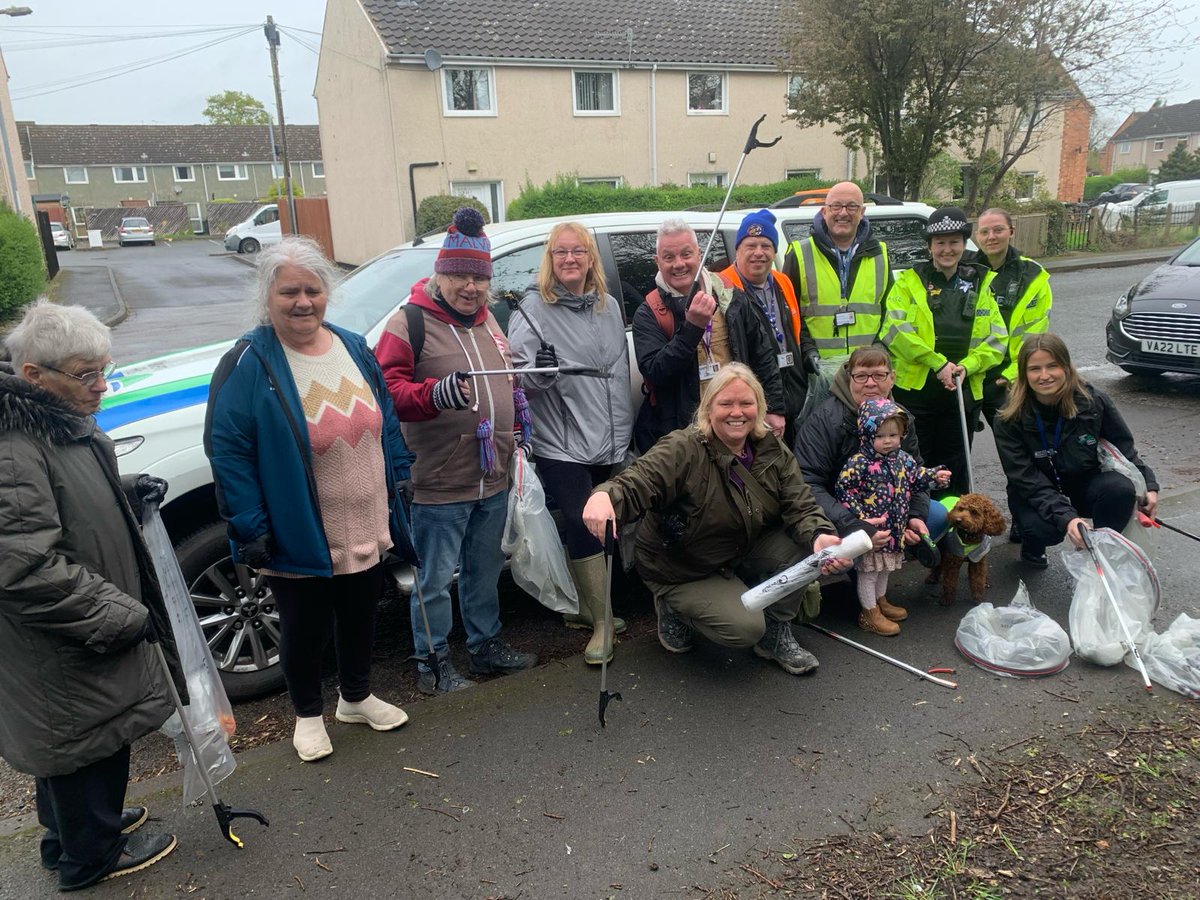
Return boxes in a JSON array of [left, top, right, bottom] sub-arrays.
[[506, 174, 831, 221], [416, 194, 489, 237], [1083, 167, 1150, 200], [0, 204, 46, 323]]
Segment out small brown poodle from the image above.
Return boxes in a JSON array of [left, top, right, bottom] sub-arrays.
[[931, 492, 1007, 606]]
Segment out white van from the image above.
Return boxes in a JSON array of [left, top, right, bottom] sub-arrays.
[[1106, 179, 1200, 227], [223, 203, 283, 254]]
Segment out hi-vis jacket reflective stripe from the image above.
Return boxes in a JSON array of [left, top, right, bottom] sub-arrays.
[[880, 267, 1007, 401], [996, 259, 1052, 381], [785, 237, 889, 358]]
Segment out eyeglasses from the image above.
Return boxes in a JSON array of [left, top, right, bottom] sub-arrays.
[[447, 274, 491, 287], [826, 202, 863, 213], [551, 248, 589, 259], [850, 371, 892, 384], [42, 362, 116, 387], [976, 227, 1012, 238]]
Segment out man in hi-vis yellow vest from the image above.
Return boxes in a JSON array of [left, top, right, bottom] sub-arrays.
[[782, 182, 892, 364]]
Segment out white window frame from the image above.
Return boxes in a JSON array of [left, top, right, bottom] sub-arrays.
[[1015, 171, 1038, 200], [112, 166, 147, 184], [687, 72, 727, 115], [173, 165, 194, 182], [785, 74, 804, 114], [442, 67, 497, 117], [63, 166, 89, 184], [311, 161, 325, 178], [1153, 138, 1165, 151], [785, 168, 820, 180], [689, 172, 728, 188], [24, 160, 34, 180], [270, 162, 285, 179], [572, 70, 619, 116], [216, 163, 249, 181], [1119, 141, 1131, 154], [577, 176, 623, 188]]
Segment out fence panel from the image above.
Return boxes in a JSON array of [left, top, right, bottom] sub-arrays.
[[1011, 213, 1049, 256], [280, 197, 334, 261], [84, 205, 190, 239]]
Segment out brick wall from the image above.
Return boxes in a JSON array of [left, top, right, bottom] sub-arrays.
[[1057, 99, 1091, 202]]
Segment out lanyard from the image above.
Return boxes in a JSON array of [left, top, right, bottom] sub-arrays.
[[753, 282, 786, 348], [1033, 409, 1064, 490], [702, 319, 714, 362]]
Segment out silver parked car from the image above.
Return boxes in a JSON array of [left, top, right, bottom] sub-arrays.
[[118, 216, 156, 246], [50, 221, 75, 250]]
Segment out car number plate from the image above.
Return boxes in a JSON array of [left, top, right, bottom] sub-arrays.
[[1141, 339, 1200, 357]]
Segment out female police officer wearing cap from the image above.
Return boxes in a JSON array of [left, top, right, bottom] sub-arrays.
[[879, 207, 1006, 495]]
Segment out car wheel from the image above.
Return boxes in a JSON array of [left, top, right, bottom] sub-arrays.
[[1119, 365, 1165, 376], [239, 237, 261, 254], [175, 521, 286, 700]]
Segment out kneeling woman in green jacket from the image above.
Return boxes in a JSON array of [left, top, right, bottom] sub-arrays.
[[881, 207, 1007, 495], [582, 364, 850, 675]]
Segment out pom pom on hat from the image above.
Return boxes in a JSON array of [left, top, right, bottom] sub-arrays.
[[735, 208, 779, 250], [436, 206, 493, 278]]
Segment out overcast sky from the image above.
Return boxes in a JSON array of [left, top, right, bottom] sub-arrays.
[[2, 0, 1198, 139]]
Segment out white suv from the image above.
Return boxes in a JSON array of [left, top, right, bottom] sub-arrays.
[[101, 202, 936, 698]]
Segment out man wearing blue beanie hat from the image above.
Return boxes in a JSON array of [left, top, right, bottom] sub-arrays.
[[719, 209, 817, 446]]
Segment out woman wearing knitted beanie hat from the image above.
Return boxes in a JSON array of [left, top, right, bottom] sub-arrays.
[[375, 208, 538, 694]]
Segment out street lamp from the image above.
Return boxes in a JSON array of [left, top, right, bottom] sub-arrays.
[[0, 7, 33, 16]]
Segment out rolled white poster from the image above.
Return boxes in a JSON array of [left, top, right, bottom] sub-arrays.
[[740, 529, 874, 611]]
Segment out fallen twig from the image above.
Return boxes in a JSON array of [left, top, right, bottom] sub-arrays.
[[543, 812, 565, 821], [1043, 689, 1080, 703], [314, 858, 332, 873], [303, 847, 346, 855], [419, 805, 461, 821], [997, 735, 1037, 752], [293, 874, 305, 891], [739, 864, 782, 890], [403, 766, 440, 779], [989, 782, 1012, 822], [949, 810, 957, 844]]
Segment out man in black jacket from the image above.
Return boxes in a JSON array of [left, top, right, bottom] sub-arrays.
[[632, 218, 785, 452]]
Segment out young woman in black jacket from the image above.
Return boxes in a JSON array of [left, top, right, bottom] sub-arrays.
[[993, 333, 1158, 567]]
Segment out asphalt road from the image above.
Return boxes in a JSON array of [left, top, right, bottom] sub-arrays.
[[4, 254, 1194, 897]]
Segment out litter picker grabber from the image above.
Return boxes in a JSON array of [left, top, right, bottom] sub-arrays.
[[1077, 524, 1153, 693], [598, 521, 622, 727], [954, 371, 974, 493], [804, 623, 958, 689], [147, 630, 269, 847], [409, 568, 441, 680], [1138, 511, 1200, 544], [466, 365, 608, 378], [683, 114, 782, 303]]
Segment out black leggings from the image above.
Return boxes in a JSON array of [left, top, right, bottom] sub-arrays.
[[534, 456, 616, 558], [267, 563, 384, 718], [1008, 471, 1137, 554]]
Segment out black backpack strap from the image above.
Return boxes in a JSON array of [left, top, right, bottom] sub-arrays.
[[404, 303, 425, 366]]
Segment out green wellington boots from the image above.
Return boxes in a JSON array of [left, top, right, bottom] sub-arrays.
[[563, 553, 625, 635], [566, 553, 615, 665]]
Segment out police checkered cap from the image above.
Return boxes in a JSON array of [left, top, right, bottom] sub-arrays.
[[923, 206, 972, 240]]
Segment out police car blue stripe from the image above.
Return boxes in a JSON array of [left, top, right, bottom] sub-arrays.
[[95, 383, 211, 432]]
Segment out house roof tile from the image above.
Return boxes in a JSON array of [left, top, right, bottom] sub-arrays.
[[362, 0, 786, 66], [1111, 100, 1200, 142], [17, 123, 322, 165]]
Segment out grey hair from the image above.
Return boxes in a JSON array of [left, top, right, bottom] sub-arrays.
[[252, 236, 341, 325], [4, 299, 111, 367], [427, 273, 498, 307], [656, 217, 697, 253]]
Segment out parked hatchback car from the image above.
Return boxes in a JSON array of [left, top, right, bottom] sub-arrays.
[[1106, 235, 1200, 375], [1093, 182, 1150, 206], [50, 221, 75, 250], [99, 203, 936, 699], [118, 216, 156, 246]]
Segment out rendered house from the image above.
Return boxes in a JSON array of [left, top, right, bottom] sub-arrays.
[[1103, 99, 1200, 175]]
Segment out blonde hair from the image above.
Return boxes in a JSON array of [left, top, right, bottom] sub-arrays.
[[537, 222, 607, 309], [694, 362, 769, 441], [999, 333, 1088, 422]]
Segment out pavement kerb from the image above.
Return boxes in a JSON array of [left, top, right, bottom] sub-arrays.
[[1041, 248, 1174, 275], [101, 265, 128, 328]]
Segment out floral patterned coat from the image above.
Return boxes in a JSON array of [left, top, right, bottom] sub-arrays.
[[835, 398, 942, 551]]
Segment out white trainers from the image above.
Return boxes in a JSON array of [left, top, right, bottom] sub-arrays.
[[293, 716, 333, 762], [335, 694, 409, 732]]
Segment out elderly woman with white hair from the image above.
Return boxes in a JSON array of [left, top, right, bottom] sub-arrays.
[[1, 301, 180, 889], [204, 236, 417, 763]]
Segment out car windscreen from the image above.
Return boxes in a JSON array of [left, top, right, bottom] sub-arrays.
[[123, 218, 150, 227], [325, 247, 441, 335], [1174, 239, 1200, 266]]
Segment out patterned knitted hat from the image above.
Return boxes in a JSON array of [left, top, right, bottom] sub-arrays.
[[436, 207, 493, 277], [735, 208, 779, 249], [923, 206, 972, 241]]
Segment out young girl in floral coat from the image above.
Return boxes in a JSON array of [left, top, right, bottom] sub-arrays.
[[836, 398, 950, 635]]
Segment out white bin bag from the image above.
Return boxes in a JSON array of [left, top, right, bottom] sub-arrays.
[[1138, 614, 1200, 699], [955, 582, 1072, 676]]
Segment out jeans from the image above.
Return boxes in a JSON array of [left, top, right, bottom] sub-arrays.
[[925, 495, 949, 542], [410, 491, 507, 657]]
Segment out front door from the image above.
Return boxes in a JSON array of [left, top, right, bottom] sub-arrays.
[[450, 181, 504, 224]]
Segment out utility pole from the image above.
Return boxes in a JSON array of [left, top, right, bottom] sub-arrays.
[[264, 16, 297, 233]]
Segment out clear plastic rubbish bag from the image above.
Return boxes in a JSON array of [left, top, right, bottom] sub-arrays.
[[142, 504, 237, 805], [501, 447, 580, 615], [1097, 438, 1146, 501], [1064, 528, 1159, 667], [954, 582, 1072, 677], [1137, 614, 1200, 699], [794, 365, 834, 433]]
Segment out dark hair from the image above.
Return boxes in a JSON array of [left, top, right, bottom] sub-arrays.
[[845, 346, 892, 372], [879, 412, 909, 437]]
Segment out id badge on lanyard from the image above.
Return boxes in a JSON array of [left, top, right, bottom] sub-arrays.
[[699, 320, 720, 381]]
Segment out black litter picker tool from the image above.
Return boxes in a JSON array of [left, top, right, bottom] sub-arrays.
[[147, 630, 269, 847], [598, 521, 622, 727]]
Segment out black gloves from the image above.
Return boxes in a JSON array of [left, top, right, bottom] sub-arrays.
[[431, 371, 471, 411], [237, 534, 274, 569], [535, 343, 559, 370], [803, 353, 822, 375], [135, 474, 169, 506]]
